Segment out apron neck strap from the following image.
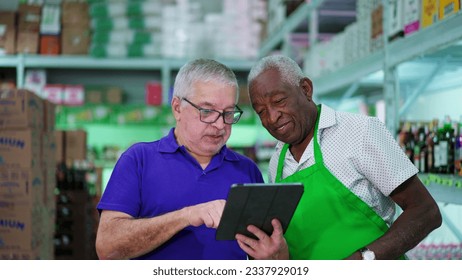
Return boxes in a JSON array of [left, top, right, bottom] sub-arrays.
[[276, 105, 322, 180]]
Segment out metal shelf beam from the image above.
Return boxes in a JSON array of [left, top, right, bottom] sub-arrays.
[[311, 13, 462, 96], [259, 0, 325, 57], [419, 174, 462, 205]]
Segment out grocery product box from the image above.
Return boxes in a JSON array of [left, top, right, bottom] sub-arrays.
[[16, 31, 39, 54], [388, 0, 404, 41], [18, 4, 41, 33], [40, 4, 61, 35], [0, 12, 16, 27], [105, 86, 124, 104], [24, 69, 47, 99], [439, 0, 460, 19], [85, 86, 105, 104], [63, 85, 85, 106], [370, 3, 383, 52], [65, 130, 87, 163], [145, 81, 162, 106], [40, 35, 60, 55], [112, 104, 163, 125], [0, 129, 42, 169], [421, 0, 439, 28], [0, 89, 44, 130], [0, 12, 17, 55], [60, 105, 112, 126], [0, 26, 16, 55], [43, 84, 64, 104], [403, 0, 420, 36], [61, 27, 90, 55], [62, 1, 90, 28]]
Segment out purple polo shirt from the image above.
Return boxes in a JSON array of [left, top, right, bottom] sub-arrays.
[[97, 128, 264, 259]]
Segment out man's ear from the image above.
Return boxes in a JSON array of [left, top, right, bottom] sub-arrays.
[[172, 97, 181, 120], [300, 78, 313, 101]]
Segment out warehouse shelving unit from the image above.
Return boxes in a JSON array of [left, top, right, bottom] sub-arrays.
[[0, 54, 256, 105], [259, 1, 462, 204]]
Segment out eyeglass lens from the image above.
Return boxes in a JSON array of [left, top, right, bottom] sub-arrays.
[[200, 110, 241, 124]]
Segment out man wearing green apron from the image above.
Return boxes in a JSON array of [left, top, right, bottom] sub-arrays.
[[235, 55, 442, 260]]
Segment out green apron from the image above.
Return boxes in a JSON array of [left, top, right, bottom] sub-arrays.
[[276, 106, 392, 260]]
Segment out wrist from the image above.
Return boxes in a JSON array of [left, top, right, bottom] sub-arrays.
[[359, 247, 376, 260]]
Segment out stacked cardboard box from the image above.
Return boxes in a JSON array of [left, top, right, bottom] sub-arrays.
[[16, 4, 41, 54], [0, 89, 56, 259], [0, 11, 17, 55], [61, 1, 91, 55], [0, 1, 91, 55]]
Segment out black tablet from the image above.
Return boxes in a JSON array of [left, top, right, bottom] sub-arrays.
[[216, 182, 304, 240]]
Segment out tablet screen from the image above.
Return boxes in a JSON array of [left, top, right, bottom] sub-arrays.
[[216, 182, 304, 240]]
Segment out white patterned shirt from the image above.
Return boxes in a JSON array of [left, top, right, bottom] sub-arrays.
[[268, 104, 418, 225]]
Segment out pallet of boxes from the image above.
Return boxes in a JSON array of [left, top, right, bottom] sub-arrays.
[[0, 89, 56, 259]]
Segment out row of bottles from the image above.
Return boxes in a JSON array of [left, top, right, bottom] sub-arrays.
[[56, 160, 99, 196], [54, 160, 100, 259], [398, 115, 462, 176]]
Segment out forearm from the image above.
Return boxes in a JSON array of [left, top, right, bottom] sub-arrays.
[[96, 208, 190, 259], [373, 202, 441, 259]]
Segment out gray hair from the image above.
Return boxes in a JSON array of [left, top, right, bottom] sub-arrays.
[[248, 55, 305, 87], [173, 58, 238, 100]]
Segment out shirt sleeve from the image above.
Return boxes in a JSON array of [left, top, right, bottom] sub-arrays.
[[357, 117, 418, 196], [97, 149, 142, 217]]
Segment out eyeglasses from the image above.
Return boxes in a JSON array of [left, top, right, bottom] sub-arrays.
[[182, 98, 243, 125]]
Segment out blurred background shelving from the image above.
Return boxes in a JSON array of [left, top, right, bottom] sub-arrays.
[[1, 0, 462, 260]]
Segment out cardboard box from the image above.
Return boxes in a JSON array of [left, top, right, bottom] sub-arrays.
[[84, 87, 104, 104], [0, 167, 44, 202], [105, 86, 124, 104], [61, 27, 90, 55], [0, 89, 44, 130], [16, 31, 39, 54], [18, 4, 42, 20], [0, 26, 16, 55], [43, 100, 56, 132], [40, 35, 60, 55], [18, 4, 41, 33], [62, 2, 90, 28], [65, 130, 87, 163], [0, 197, 47, 251], [0, 12, 17, 54], [0, 248, 44, 260], [0, 129, 42, 169], [24, 69, 47, 99], [0, 12, 16, 27], [54, 130, 65, 164]]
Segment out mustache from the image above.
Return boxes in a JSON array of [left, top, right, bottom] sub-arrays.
[[207, 130, 226, 137]]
